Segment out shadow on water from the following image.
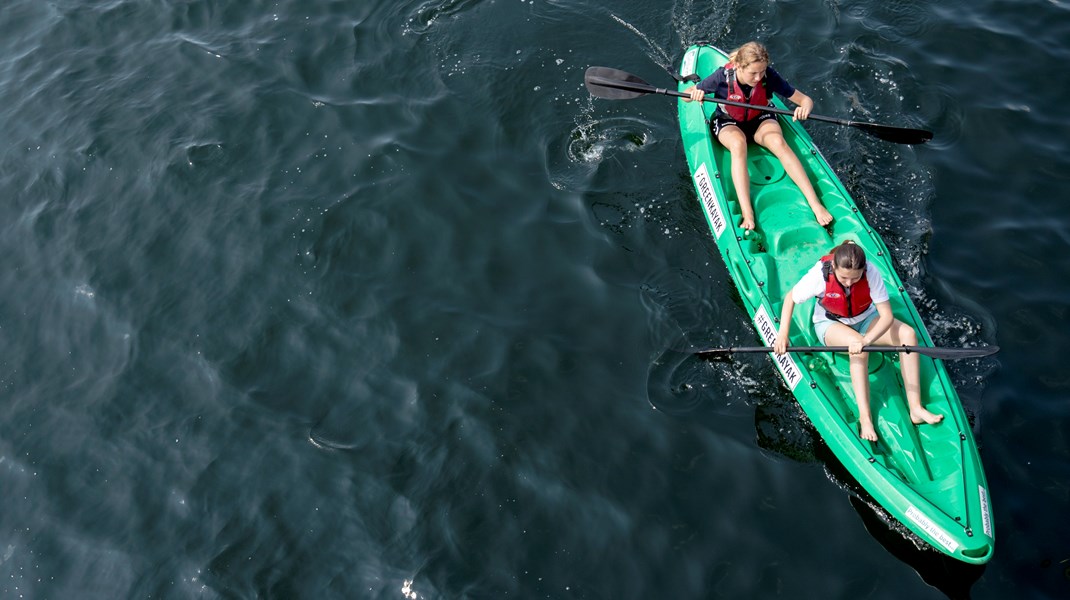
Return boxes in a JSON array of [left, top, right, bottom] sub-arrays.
[[849, 494, 986, 600], [753, 389, 822, 464], [817, 443, 987, 600], [647, 349, 985, 599]]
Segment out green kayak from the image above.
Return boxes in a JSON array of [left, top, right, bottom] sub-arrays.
[[677, 44, 994, 563]]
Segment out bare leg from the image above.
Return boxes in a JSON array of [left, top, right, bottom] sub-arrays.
[[754, 120, 833, 226], [824, 323, 877, 441], [716, 126, 755, 230], [870, 319, 944, 425]]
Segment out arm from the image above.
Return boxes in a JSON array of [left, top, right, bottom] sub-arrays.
[[853, 301, 894, 354], [854, 265, 893, 353], [786, 89, 814, 121], [766, 67, 810, 119], [774, 291, 796, 355], [684, 70, 722, 102]]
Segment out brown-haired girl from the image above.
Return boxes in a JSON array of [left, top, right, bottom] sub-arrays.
[[773, 241, 943, 441], [684, 41, 832, 231]]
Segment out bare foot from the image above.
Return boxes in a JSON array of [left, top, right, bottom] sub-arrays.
[[859, 420, 878, 442], [809, 202, 833, 226], [910, 407, 944, 425], [740, 216, 755, 230]]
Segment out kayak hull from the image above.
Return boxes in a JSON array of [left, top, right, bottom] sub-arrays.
[[677, 45, 994, 564]]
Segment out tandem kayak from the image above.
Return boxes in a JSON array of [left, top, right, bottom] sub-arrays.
[[676, 44, 994, 563]]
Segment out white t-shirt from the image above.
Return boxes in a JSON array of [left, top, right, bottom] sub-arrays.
[[790, 260, 890, 325]]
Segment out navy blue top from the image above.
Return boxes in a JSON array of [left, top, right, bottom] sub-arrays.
[[696, 66, 796, 118]]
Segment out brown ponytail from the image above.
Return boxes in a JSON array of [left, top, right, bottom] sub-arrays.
[[831, 240, 866, 270]]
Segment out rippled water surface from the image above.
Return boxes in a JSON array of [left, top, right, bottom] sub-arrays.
[[2, 1, 1069, 598]]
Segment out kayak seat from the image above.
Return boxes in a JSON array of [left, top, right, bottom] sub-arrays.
[[753, 188, 811, 225], [767, 225, 828, 256]]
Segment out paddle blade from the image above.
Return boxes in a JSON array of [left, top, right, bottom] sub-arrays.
[[852, 121, 934, 145], [584, 66, 654, 100], [693, 348, 734, 361], [921, 345, 1000, 360]]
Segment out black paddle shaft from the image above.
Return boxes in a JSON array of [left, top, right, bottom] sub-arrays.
[[694, 345, 1000, 360], [584, 66, 933, 145]]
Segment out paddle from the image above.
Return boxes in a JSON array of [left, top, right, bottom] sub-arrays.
[[694, 345, 1000, 360], [584, 66, 934, 145]]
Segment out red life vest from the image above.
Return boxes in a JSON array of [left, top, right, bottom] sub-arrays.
[[724, 63, 770, 122], [819, 255, 872, 319]]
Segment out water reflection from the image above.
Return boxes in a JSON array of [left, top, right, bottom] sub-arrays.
[[648, 349, 986, 598], [819, 443, 986, 599]]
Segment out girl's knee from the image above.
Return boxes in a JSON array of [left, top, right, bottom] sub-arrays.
[[723, 138, 748, 154], [897, 322, 917, 344], [762, 136, 789, 154]]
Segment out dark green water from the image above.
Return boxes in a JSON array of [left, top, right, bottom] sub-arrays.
[[1, 1, 1068, 598]]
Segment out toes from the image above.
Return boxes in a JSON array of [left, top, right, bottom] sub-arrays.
[[911, 411, 945, 425], [860, 424, 878, 441]]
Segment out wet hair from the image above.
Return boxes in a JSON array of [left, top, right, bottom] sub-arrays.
[[728, 42, 771, 69], [831, 240, 867, 270]]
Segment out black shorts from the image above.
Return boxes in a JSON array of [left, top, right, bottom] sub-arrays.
[[713, 111, 776, 140]]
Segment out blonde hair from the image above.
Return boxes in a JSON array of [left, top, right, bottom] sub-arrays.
[[728, 42, 770, 69]]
